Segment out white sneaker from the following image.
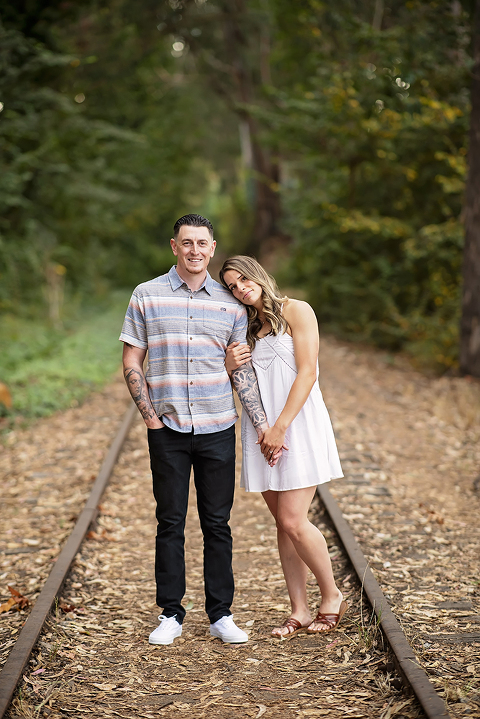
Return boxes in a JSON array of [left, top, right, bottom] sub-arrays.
[[148, 615, 182, 645], [210, 615, 248, 643]]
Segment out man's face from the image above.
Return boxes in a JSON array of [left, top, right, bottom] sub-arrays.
[[170, 225, 216, 278]]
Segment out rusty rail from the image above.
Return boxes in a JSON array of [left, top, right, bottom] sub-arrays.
[[317, 483, 451, 719], [0, 402, 136, 718]]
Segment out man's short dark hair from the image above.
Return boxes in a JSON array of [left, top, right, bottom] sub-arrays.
[[173, 214, 214, 240]]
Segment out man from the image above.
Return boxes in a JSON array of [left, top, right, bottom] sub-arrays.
[[120, 213, 269, 645]]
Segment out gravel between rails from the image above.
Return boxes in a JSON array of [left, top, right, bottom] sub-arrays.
[[1, 336, 479, 718]]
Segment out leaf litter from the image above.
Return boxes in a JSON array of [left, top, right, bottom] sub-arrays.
[[1, 338, 479, 717]]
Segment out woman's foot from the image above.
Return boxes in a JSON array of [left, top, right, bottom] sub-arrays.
[[307, 592, 348, 634], [271, 613, 312, 639]]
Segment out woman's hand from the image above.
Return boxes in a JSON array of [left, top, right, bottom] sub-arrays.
[[258, 425, 289, 465], [225, 341, 251, 376]]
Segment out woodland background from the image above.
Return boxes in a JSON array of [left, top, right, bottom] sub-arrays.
[[0, 0, 479, 419]]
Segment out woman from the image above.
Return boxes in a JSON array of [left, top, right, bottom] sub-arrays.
[[220, 256, 347, 638]]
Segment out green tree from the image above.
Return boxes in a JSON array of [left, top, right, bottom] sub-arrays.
[[264, 0, 472, 371], [0, 0, 220, 321], [154, 0, 288, 252]]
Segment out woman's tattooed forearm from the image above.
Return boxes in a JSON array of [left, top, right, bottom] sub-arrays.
[[231, 363, 267, 432], [124, 367, 156, 421]]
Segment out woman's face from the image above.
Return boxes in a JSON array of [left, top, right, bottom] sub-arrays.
[[223, 270, 263, 308]]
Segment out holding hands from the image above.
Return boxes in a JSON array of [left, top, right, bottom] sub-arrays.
[[257, 424, 289, 465]]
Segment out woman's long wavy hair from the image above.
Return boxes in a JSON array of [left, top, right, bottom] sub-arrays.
[[219, 256, 289, 349]]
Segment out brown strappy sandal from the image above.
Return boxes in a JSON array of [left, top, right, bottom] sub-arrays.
[[306, 600, 348, 635], [271, 617, 310, 640]]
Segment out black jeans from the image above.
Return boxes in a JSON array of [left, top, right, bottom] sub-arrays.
[[147, 424, 236, 624]]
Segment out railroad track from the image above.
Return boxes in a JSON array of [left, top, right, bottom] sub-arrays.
[[0, 404, 453, 718]]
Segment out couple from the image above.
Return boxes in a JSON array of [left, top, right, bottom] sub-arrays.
[[120, 213, 346, 646]]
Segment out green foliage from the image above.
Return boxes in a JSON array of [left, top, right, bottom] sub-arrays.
[[0, 0, 475, 381], [0, 1, 224, 321], [0, 21, 138, 310], [267, 0, 471, 371], [0, 291, 129, 418]]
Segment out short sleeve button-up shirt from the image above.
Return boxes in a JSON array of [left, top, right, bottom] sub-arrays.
[[119, 266, 247, 434]]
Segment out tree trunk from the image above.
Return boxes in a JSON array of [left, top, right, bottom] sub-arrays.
[[372, 0, 384, 30], [460, 0, 480, 376], [247, 123, 284, 251], [222, 0, 288, 254], [238, 117, 285, 255]]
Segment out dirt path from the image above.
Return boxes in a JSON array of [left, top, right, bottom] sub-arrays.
[[6, 415, 403, 719], [2, 336, 480, 718], [317, 337, 480, 716]]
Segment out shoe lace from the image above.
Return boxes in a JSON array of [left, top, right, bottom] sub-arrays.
[[217, 615, 233, 627], [158, 614, 177, 626]]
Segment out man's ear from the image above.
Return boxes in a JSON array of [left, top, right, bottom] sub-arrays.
[[210, 240, 216, 256], [170, 238, 178, 256]]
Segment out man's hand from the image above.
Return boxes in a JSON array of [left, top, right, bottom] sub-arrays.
[[225, 341, 251, 376], [146, 416, 165, 430]]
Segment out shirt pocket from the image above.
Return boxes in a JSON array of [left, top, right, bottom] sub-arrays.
[[202, 304, 232, 343]]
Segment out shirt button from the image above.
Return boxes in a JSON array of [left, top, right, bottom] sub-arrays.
[[190, 381, 193, 385], [190, 403, 193, 406], [189, 336, 192, 340], [190, 316, 193, 319], [190, 296, 193, 300], [190, 359, 193, 363]]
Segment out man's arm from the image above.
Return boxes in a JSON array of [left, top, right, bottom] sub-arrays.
[[122, 343, 164, 429], [231, 361, 268, 437]]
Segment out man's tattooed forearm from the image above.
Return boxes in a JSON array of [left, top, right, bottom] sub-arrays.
[[124, 367, 156, 421], [231, 363, 267, 432]]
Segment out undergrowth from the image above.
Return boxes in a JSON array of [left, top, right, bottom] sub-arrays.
[[0, 291, 130, 424]]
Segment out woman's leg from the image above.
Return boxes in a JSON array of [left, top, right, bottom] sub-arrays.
[[262, 490, 312, 636], [272, 487, 344, 631]]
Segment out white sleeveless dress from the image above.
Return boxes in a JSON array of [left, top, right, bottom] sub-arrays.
[[240, 332, 343, 492]]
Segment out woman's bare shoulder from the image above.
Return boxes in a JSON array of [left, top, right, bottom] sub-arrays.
[[283, 298, 317, 323]]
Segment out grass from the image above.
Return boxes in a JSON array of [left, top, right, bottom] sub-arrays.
[[0, 291, 130, 424]]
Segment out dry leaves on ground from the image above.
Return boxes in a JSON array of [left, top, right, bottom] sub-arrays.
[[2, 336, 480, 717]]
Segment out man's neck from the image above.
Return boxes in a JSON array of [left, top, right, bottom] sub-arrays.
[[175, 266, 208, 292]]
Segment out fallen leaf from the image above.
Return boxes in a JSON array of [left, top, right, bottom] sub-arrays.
[[86, 529, 110, 541], [60, 603, 76, 613], [381, 699, 412, 719], [258, 687, 286, 692], [0, 597, 17, 614], [342, 650, 351, 664], [7, 586, 29, 609]]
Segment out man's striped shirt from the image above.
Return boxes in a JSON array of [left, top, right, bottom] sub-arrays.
[[119, 266, 247, 434]]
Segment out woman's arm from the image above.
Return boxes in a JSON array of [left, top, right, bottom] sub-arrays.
[[259, 300, 319, 458]]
